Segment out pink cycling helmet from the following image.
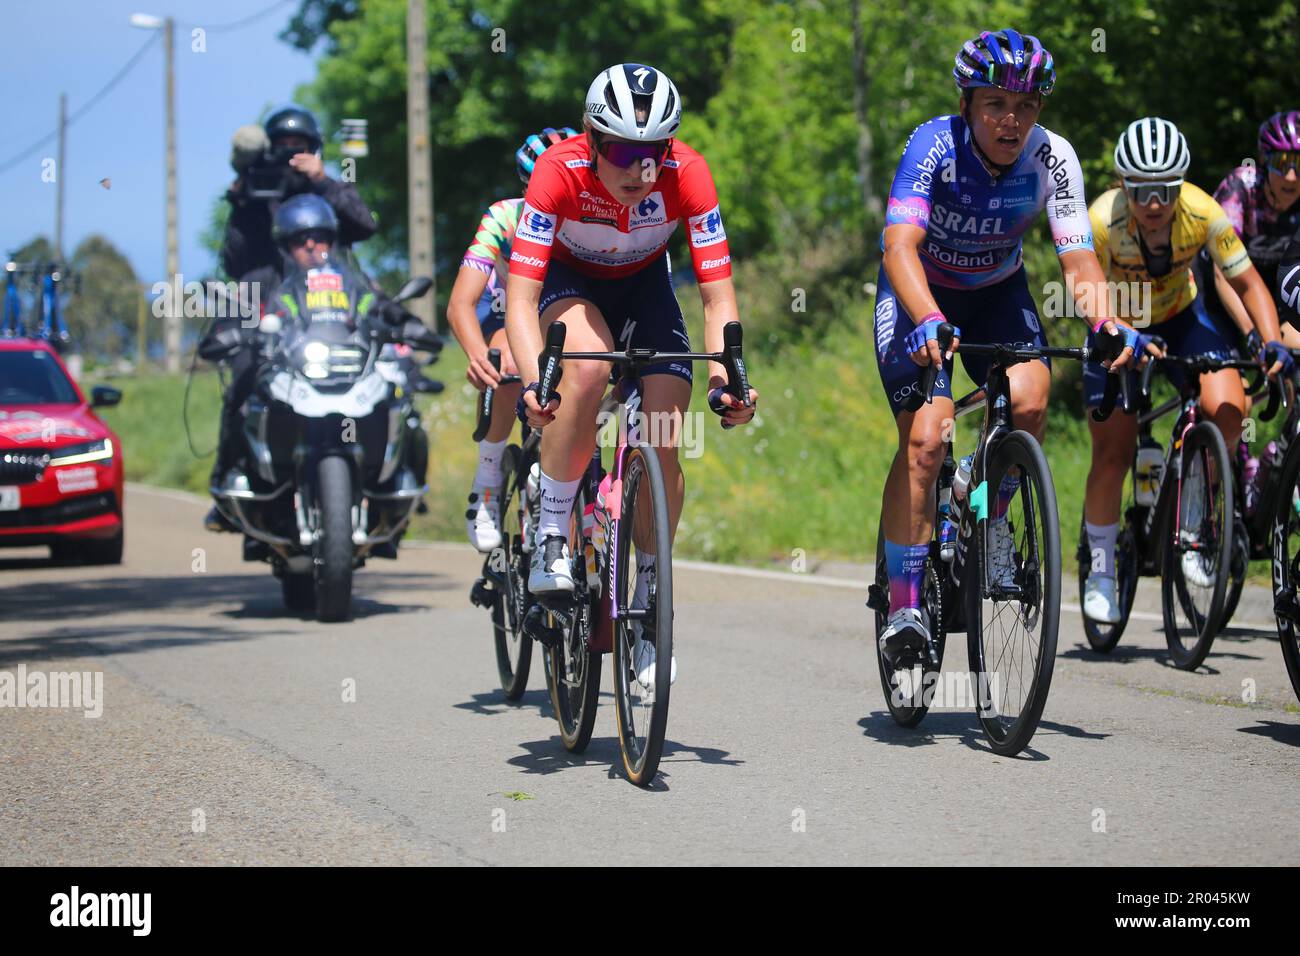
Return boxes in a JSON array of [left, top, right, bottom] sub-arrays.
[[1259, 111, 1300, 154]]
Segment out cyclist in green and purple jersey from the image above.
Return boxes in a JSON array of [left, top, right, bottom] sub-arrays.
[[446, 127, 578, 551]]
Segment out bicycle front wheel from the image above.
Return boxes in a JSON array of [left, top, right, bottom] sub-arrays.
[[543, 483, 601, 751], [1270, 441, 1300, 705], [611, 443, 674, 786], [1161, 421, 1232, 670], [493, 444, 533, 699], [965, 431, 1060, 756]]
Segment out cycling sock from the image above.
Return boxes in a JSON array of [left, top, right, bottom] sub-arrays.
[[884, 539, 929, 612], [536, 470, 580, 541], [472, 437, 509, 490], [993, 471, 1021, 520], [1084, 521, 1119, 578]]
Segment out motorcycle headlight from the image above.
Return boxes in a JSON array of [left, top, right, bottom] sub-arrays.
[[303, 341, 331, 364], [48, 438, 113, 467]]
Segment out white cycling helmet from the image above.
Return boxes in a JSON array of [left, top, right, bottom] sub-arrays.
[[1114, 116, 1190, 180], [584, 63, 682, 141]]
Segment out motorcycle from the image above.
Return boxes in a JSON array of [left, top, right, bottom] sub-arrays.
[[210, 274, 443, 622]]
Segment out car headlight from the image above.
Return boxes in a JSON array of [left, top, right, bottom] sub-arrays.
[[48, 438, 114, 467]]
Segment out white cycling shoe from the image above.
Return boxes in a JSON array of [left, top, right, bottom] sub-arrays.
[[528, 534, 574, 595], [1083, 575, 1122, 624], [987, 517, 1019, 590], [633, 638, 677, 692], [1180, 548, 1216, 590], [466, 486, 502, 553]]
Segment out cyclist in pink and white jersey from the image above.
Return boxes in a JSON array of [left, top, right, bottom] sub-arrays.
[[506, 63, 758, 689]]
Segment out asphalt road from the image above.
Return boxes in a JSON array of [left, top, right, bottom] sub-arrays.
[[2, 484, 1297, 865]]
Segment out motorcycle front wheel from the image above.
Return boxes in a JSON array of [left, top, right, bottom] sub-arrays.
[[315, 455, 355, 623]]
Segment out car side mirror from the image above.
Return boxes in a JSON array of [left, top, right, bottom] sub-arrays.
[[91, 385, 122, 408]]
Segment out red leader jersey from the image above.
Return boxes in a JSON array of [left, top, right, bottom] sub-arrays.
[[506, 135, 733, 283]]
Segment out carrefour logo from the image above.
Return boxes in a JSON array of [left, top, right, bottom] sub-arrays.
[[688, 206, 727, 247], [516, 203, 555, 246], [630, 192, 667, 228]]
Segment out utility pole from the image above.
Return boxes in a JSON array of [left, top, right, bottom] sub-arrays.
[[164, 15, 180, 373], [55, 93, 66, 265], [406, 0, 436, 328], [137, 283, 148, 370]]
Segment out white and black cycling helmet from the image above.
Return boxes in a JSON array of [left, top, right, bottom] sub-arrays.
[[584, 63, 682, 140], [1114, 117, 1190, 181]]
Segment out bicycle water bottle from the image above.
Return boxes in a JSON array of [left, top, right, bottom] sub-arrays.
[[938, 456, 957, 562], [1251, 441, 1283, 519], [951, 454, 974, 516], [1133, 435, 1164, 507], [1242, 451, 1261, 517]]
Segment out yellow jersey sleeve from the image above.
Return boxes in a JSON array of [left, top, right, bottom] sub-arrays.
[[1203, 197, 1251, 279], [1088, 191, 1115, 275]]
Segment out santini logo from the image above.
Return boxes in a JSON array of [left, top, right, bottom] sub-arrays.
[[50, 886, 151, 936]]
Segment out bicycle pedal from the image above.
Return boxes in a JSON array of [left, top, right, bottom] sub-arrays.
[[522, 603, 563, 647], [866, 583, 889, 615], [469, 578, 495, 608]]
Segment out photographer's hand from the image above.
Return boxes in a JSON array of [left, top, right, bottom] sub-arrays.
[[290, 153, 326, 183]]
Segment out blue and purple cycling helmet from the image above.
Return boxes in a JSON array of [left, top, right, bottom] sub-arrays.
[[954, 29, 1055, 96], [1259, 111, 1300, 154]]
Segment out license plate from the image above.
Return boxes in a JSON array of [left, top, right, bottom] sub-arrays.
[[0, 486, 18, 511]]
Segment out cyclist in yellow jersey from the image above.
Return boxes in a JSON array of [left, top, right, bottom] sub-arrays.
[[1081, 117, 1289, 623]]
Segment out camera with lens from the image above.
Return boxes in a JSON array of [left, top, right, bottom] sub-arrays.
[[243, 146, 308, 201]]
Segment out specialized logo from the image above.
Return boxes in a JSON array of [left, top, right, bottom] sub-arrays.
[[586, 102, 606, 115], [516, 204, 556, 245], [630, 192, 667, 228], [633, 67, 652, 90], [688, 206, 727, 247]]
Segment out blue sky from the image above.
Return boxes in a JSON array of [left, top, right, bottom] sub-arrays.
[[0, 0, 318, 283]]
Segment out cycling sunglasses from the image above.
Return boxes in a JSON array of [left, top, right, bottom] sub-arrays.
[[1124, 179, 1182, 206], [1266, 151, 1300, 176], [593, 136, 672, 169], [287, 229, 334, 247]]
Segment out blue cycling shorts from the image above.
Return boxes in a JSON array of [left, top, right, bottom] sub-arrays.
[[873, 265, 1047, 415]]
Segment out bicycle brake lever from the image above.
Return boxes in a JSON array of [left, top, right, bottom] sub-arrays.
[[719, 321, 752, 430], [473, 348, 502, 441], [537, 322, 566, 410], [920, 322, 956, 405]]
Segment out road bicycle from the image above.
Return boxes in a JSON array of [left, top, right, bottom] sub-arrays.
[[501, 320, 751, 785], [868, 324, 1118, 755], [1075, 347, 1273, 670]]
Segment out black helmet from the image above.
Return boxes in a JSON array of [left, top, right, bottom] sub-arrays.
[[264, 105, 322, 153], [273, 194, 338, 247]]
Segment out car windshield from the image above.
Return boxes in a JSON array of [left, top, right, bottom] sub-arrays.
[[0, 350, 79, 404]]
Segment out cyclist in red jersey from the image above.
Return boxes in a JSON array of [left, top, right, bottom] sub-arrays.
[[506, 63, 758, 689]]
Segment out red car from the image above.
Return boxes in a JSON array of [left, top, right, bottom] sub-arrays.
[[0, 337, 124, 563]]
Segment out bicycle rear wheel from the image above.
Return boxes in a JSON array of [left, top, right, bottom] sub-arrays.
[[543, 483, 601, 751], [872, 525, 946, 726], [1161, 421, 1232, 670], [1269, 441, 1300, 706], [611, 444, 673, 786], [1075, 514, 1138, 653], [492, 444, 533, 699], [965, 431, 1060, 756]]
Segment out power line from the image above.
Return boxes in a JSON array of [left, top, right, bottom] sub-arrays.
[[189, 0, 295, 34], [0, 32, 160, 176]]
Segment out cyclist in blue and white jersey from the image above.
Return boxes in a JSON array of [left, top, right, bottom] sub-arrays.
[[874, 28, 1136, 661]]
